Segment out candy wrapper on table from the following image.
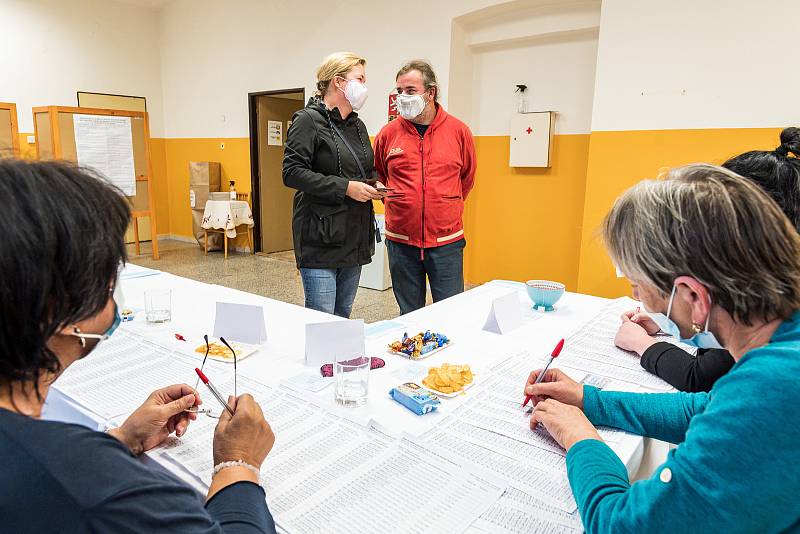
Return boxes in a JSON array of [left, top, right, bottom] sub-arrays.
[[388, 330, 451, 360]]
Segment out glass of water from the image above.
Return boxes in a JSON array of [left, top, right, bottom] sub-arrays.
[[144, 289, 172, 323], [334, 354, 370, 407]]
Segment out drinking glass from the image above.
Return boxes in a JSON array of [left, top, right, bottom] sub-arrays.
[[334, 354, 370, 407], [145, 289, 172, 323]]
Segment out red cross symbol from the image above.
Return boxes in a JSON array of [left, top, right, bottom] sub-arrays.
[[526, 127, 533, 134]]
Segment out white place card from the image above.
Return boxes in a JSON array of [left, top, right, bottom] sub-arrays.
[[305, 319, 365, 366], [483, 292, 523, 335], [213, 302, 268, 345]]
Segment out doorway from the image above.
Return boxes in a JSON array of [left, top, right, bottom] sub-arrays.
[[249, 88, 305, 254]]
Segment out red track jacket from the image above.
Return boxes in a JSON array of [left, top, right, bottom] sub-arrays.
[[374, 105, 476, 249]]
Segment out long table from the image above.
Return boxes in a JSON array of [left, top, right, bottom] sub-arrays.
[[45, 266, 671, 532]]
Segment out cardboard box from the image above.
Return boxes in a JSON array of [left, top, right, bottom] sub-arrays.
[[192, 207, 223, 251], [189, 161, 221, 209]]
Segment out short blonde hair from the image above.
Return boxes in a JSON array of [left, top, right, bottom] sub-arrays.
[[603, 163, 800, 324], [316, 52, 366, 96]]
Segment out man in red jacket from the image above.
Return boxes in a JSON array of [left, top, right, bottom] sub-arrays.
[[374, 60, 476, 314]]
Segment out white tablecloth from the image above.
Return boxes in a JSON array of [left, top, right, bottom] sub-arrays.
[[201, 200, 254, 239], [45, 270, 672, 494]]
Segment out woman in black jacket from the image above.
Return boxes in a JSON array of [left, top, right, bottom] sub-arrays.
[[614, 127, 800, 391], [283, 52, 385, 318]]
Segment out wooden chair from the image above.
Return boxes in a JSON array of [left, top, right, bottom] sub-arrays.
[[204, 194, 254, 259]]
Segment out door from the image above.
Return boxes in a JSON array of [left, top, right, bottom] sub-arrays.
[[252, 91, 304, 253]]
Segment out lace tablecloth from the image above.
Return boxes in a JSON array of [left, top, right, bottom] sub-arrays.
[[201, 200, 254, 239]]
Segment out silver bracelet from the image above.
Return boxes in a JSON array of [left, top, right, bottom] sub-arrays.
[[212, 460, 261, 479]]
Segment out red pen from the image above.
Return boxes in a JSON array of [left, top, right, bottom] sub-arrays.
[[522, 338, 565, 408], [175, 333, 186, 342], [195, 368, 235, 416]]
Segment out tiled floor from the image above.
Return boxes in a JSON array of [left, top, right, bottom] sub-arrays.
[[126, 239, 408, 322]]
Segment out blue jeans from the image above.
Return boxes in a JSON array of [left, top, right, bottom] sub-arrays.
[[299, 266, 362, 318], [386, 239, 465, 315]]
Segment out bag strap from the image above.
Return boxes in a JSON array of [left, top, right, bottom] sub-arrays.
[[329, 121, 382, 244], [329, 122, 367, 180]]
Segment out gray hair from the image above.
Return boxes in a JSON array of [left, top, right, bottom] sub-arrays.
[[396, 60, 439, 102], [603, 163, 800, 324]]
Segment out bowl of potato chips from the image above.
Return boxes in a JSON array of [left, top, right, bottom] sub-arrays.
[[421, 363, 474, 397]]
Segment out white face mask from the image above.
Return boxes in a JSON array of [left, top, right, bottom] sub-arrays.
[[646, 285, 723, 349], [395, 93, 427, 120], [340, 78, 368, 111]]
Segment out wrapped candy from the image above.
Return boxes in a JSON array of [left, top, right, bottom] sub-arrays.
[[389, 331, 450, 359]]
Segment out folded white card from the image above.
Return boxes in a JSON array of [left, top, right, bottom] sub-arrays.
[[305, 319, 365, 366], [213, 302, 268, 345], [483, 292, 523, 335]]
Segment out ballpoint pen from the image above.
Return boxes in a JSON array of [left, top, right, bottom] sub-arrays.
[[521, 338, 565, 408], [195, 367, 235, 417]]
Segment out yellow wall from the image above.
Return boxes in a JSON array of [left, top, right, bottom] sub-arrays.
[[154, 128, 782, 292], [576, 127, 785, 298], [464, 135, 590, 289], [161, 137, 251, 246], [18, 133, 36, 159], [154, 134, 590, 281]]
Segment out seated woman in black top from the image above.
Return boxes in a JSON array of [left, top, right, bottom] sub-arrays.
[[0, 160, 276, 533], [615, 127, 800, 391]]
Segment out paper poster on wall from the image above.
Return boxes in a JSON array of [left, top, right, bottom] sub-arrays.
[[73, 114, 136, 195], [268, 120, 283, 146]]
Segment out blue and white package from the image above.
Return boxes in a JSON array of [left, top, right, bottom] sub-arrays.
[[389, 382, 441, 415]]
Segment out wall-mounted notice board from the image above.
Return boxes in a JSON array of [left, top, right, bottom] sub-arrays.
[[0, 102, 21, 158], [32, 106, 159, 259]]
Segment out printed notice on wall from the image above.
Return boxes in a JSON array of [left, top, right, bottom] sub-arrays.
[[267, 120, 283, 146], [73, 114, 136, 195]]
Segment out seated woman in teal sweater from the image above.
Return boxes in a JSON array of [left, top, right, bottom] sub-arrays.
[[524, 163, 800, 532]]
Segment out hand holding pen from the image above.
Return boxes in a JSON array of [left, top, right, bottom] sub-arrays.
[[196, 368, 235, 416], [522, 370, 585, 414], [522, 338, 565, 409]]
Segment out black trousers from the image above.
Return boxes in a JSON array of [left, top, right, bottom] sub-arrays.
[[386, 238, 466, 315]]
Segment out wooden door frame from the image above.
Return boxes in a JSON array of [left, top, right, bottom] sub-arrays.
[[248, 88, 305, 253]]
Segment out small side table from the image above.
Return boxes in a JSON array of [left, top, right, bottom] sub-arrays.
[[201, 200, 255, 259]]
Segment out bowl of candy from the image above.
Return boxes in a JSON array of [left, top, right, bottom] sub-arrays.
[[388, 330, 451, 360], [525, 280, 565, 312]]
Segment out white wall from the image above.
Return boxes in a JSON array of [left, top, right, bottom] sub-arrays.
[[449, 0, 599, 136], [470, 31, 599, 135], [156, 0, 504, 138], [0, 0, 165, 135], [591, 0, 800, 131], [6, 0, 795, 140]]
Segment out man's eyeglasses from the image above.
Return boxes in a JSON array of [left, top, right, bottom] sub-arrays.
[[186, 334, 237, 419]]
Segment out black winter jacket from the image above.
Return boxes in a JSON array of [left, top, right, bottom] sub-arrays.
[[283, 97, 376, 268]]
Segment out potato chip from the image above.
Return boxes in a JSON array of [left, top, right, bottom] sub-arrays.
[[195, 342, 241, 359], [422, 363, 473, 394]]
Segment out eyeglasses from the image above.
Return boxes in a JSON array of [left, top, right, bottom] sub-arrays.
[[186, 334, 237, 419]]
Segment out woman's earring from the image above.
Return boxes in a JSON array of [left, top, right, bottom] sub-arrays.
[[692, 323, 703, 334]]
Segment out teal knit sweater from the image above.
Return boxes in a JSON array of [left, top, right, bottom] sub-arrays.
[[566, 312, 800, 533]]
